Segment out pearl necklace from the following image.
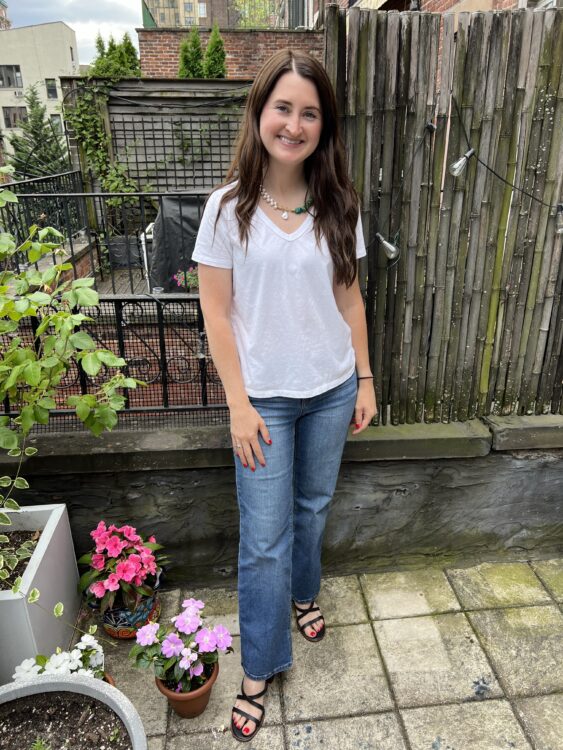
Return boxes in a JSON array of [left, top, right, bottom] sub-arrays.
[[259, 186, 313, 220]]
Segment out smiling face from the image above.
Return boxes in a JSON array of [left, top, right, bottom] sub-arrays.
[[258, 70, 323, 170]]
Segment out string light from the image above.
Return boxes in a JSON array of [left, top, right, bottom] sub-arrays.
[[448, 148, 474, 177]]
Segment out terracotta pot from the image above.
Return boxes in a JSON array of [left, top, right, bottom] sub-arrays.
[[104, 673, 116, 687], [155, 662, 219, 718]]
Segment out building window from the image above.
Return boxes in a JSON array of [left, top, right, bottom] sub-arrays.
[[184, 1, 193, 10], [184, 15, 195, 24], [3, 106, 27, 129], [198, 1, 207, 15], [50, 114, 63, 134], [0, 65, 23, 88], [160, 11, 166, 20], [70, 46, 74, 62], [45, 79, 57, 99]]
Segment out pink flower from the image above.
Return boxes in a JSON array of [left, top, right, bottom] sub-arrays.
[[161, 633, 184, 658], [148, 536, 156, 543], [133, 574, 143, 586], [172, 611, 201, 635], [189, 661, 204, 678], [90, 521, 107, 540], [195, 628, 217, 653], [116, 559, 138, 582], [95, 533, 110, 553], [179, 647, 198, 670], [213, 624, 232, 651], [91, 554, 106, 571], [89, 581, 106, 598], [182, 598, 205, 611], [120, 525, 141, 543], [106, 535, 128, 558], [104, 573, 121, 591], [136, 622, 160, 646]]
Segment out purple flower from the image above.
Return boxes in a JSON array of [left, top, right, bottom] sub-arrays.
[[189, 661, 204, 678], [161, 632, 184, 658], [136, 622, 160, 647], [195, 628, 217, 653], [182, 598, 205, 611], [179, 647, 198, 670], [213, 624, 232, 651], [172, 611, 201, 635]]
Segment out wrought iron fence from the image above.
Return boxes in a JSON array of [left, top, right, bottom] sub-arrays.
[[0, 187, 209, 296], [2, 295, 229, 430]]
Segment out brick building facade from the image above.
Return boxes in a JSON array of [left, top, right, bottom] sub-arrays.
[[138, 28, 324, 78]]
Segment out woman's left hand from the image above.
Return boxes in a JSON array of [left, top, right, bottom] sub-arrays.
[[351, 380, 378, 434]]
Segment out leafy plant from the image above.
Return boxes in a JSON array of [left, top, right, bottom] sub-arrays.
[[203, 24, 226, 79], [0, 164, 140, 528], [89, 32, 140, 79], [29, 740, 52, 750], [178, 27, 204, 79], [0, 530, 37, 585], [13, 633, 105, 681]]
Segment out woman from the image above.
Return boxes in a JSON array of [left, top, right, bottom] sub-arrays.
[[192, 48, 377, 742]]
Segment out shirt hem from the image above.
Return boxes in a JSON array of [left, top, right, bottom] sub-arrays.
[[245, 367, 356, 400]]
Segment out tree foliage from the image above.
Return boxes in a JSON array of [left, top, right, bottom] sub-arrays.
[[203, 24, 226, 79], [89, 32, 141, 79], [232, 0, 273, 28], [178, 27, 204, 79], [7, 86, 69, 179]]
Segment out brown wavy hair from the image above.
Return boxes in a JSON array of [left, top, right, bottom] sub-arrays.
[[216, 48, 359, 287]]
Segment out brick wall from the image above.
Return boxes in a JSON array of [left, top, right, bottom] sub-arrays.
[[138, 28, 325, 79], [422, 0, 517, 11]]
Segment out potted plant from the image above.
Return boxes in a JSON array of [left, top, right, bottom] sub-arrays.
[[172, 265, 199, 293], [78, 521, 166, 639], [0, 165, 139, 684], [12, 633, 107, 682], [129, 597, 233, 717]]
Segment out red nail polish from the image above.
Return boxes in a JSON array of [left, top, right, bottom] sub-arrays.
[[243, 463, 248, 468], [355, 423, 360, 428], [243, 727, 250, 734], [260, 462, 266, 467], [251, 467, 255, 472], [267, 439, 272, 445]]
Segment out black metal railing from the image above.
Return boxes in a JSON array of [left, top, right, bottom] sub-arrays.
[[0, 188, 209, 296], [2, 295, 229, 431]]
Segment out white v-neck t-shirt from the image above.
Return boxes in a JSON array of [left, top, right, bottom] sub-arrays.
[[192, 184, 366, 398]]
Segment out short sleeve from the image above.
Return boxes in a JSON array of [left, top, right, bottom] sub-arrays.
[[192, 188, 234, 269], [355, 212, 367, 260]]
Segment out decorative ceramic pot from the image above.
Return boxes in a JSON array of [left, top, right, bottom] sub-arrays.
[[155, 662, 219, 718], [102, 592, 161, 639]]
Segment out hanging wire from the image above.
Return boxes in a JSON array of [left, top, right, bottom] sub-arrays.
[[451, 96, 562, 213]]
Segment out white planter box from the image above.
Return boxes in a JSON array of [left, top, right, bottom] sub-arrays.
[[0, 504, 80, 685]]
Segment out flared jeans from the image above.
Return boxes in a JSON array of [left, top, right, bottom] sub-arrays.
[[235, 373, 357, 680]]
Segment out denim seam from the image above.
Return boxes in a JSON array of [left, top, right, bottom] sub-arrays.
[[242, 660, 293, 682]]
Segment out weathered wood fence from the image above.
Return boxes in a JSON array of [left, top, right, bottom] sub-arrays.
[[326, 6, 563, 423]]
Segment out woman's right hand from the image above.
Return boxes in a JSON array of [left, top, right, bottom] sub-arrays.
[[229, 401, 271, 471]]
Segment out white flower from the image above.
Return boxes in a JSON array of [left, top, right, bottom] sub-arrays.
[[67, 648, 84, 671], [90, 651, 104, 668], [76, 668, 95, 678], [77, 634, 98, 650], [12, 658, 42, 681], [44, 651, 72, 675]]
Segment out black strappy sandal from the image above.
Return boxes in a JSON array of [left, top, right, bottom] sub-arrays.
[[294, 600, 326, 642], [231, 675, 274, 742]]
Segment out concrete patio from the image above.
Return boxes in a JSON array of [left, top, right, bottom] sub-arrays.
[[88, 557, 563, 749]]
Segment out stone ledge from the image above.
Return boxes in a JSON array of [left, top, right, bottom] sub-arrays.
[[483, 415, 563, 450], [0, 420, 492, 475]]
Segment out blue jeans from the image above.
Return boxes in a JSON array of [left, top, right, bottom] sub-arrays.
[[235, 373, 357, 680]]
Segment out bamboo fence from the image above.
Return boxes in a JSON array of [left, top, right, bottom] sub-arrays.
[[325, 6, 563, 423]]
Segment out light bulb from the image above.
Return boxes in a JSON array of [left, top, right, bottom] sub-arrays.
[[375, 233, 400, 261], [449, 148, 475, 177]]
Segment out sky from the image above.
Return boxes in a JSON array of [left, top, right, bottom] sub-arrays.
[[6, 0, 142, 65]]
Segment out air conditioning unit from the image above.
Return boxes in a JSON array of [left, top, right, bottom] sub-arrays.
[[13, 90, 23, 98]]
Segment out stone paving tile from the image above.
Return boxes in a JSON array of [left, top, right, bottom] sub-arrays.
[[401, 700, 532, 749], [530, 558, 563, 602], [167, 725, 285, 749], [181, 584, 240, 637], [286, 714, 408, 750], [515, 694, 563, 750], [447, 561, 552, 609], [283, 623, 393, 722], [317, 575, 369, 625], [103, 639, 169, 737], [168, 635, 282, 736], [147, 736, 165, 750], [374, 612, 502, 707], [469, 605, 563, 696], [360, 568, 460, 619]]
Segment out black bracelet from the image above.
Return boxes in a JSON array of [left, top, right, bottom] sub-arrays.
[[357, 375, 374, 380]]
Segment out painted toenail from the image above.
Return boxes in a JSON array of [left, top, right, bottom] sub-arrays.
[[243, 727, 250, 734]]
